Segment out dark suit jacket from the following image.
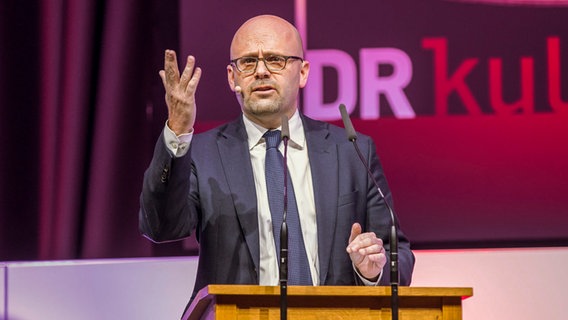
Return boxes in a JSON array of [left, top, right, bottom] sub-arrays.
[[139, 114, 415, 307]]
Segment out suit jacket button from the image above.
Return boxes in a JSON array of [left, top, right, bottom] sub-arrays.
[[160, 166, 169, 183]]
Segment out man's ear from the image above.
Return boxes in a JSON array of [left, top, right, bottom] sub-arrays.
[[299, 60, 310, 88], [227, 64, 237, 91]]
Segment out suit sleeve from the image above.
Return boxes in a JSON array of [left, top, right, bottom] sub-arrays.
[[364, 136, 415, 286], [139, 130, 199, 243]]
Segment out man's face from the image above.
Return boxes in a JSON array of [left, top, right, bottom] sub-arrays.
[[227, 17, 309, 126]]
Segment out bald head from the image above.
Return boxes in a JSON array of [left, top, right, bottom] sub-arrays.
[[226, 15, 310, 129], [230, 15, 304, 59]]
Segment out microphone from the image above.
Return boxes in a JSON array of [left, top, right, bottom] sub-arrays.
[[279, 114, 290, 320], [339, 104, 399, 320], [234, 85, 242, 93], [281, 114, 290, 140]]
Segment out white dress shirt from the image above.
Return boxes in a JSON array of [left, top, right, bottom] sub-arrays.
[[243, 110, 319, 285]]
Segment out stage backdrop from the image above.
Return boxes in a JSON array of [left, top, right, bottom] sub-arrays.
[[3, 0, 566, 262], [180, 0, 568, 249]]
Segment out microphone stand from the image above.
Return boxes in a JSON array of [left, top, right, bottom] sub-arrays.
[[339, 104, 399, 320], [280, 116, 290, 320], [352, 141, 399, 320]]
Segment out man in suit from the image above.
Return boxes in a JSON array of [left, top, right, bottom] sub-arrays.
[[140, 14, 415, 311]]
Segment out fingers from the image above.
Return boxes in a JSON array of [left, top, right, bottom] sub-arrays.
[[186, 66, 202, 94], [163, 50, 180, 88], [362, 245, 386, 262], [158, 70, 167, 88], [347, 224, 384, 256], [346, 224, 387, 280], [158, 50, 200, 135], [349, 234, 384, 255], [348, 222, 362, 245], [180, 56, 201, 93], [161, 51, 201, 91]]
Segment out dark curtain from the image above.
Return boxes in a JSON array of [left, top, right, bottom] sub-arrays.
[[0, 1, 41, 261], [0, 0, 190, 260]]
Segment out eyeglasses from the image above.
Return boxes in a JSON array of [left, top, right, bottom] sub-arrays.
[[230, 55, 303, 74]]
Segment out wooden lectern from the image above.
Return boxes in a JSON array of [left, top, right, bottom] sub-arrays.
[[183, 285, 473, 320]]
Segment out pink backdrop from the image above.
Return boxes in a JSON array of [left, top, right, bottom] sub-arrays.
[[0, 0, 566, 261]]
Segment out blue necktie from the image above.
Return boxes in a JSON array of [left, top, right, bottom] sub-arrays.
[[264, 130, 313, 285]]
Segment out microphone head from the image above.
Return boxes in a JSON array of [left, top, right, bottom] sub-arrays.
[[339, 104, 357, 141], [281, 114, 290, 139], [234, 85, 242, 93]]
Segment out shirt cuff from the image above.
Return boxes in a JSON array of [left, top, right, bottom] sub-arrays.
[[353, 263, 383, 286], [163, 121, 193, 157]]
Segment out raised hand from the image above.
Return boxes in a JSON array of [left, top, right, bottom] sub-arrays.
[[158, 50, 202, 135]]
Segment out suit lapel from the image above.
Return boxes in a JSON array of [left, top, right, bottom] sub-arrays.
[[216, 118, 260, 278], [303, 117, 338, 285], [213, 116, 340, 284]]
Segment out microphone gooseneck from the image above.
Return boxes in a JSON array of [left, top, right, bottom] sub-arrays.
[[339, 104, 399, 320], [280, 114, 290, 320]]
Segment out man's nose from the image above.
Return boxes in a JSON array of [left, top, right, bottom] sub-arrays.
[[254, 58, 271, 78]]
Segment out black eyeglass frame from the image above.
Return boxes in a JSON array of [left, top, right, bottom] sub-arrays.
[[230, 55, 304, 73]]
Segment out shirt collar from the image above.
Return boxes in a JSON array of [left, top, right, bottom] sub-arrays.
[[243, 109, 305, 151]]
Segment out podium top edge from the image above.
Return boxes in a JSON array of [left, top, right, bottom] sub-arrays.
[[204, 285, 473, 298]]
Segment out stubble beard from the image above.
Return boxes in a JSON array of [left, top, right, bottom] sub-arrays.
[[244, 96, 283, 117]]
